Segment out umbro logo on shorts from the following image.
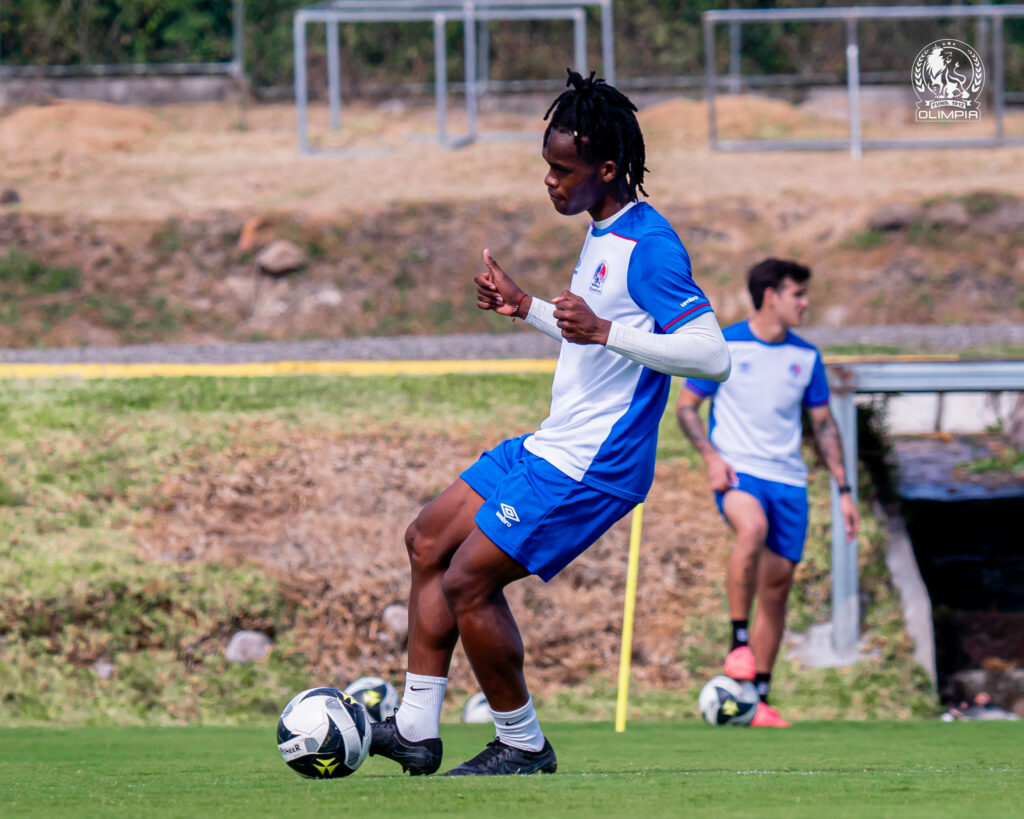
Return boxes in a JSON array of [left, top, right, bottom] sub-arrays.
[[496, 503, 520, 527]]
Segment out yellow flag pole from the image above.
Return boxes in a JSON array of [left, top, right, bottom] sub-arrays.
[[615, 503, 644, 733]]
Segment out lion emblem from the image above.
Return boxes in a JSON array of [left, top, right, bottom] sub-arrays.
[[913, 38, 985, 119], [925, 46, 970, 100]]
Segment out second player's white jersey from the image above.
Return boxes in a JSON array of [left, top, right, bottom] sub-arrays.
[[686, 321, 830, 487]]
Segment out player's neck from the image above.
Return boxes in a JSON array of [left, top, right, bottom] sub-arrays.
[[588, 195, 632, 224], [748, 312, 789, 344]]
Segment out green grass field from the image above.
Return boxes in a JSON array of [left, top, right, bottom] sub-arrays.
[[4, 722, 1020, 818]]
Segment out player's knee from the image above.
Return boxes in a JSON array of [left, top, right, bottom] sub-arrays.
[[734, 518, 768, 545], [405, 518, 442, 573], [440, 564, 487, 614]]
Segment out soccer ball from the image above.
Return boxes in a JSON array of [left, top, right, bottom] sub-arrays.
[[698, 675, 760, 726], [461, 691, 491, 724], [343, 676, 399, 723], [276, 687, 372, 778]]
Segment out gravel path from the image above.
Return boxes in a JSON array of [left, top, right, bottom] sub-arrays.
[[1, 325, 1022, 364]]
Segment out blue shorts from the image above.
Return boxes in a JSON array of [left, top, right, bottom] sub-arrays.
[[460, 434, 636, 582], [715, 472, 808, 563]]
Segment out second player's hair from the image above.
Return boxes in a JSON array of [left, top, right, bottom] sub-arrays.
[[748, 258, 812, 310], [543, 69, 648, 200]]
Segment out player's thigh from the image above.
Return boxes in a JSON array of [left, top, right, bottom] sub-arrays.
[[406, 478, 484, 569], [443, 528, 530, 606], [757, 548, 797, 602], [721, 489, 769, 543]]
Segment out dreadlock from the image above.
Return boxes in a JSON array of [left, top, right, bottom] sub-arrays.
[[543, 69, 648, 200]]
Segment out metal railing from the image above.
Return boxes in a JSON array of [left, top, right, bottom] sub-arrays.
[[825, 359, 1024, 654], [293, 0, 614, 155], [704, 5, 1024, 158]]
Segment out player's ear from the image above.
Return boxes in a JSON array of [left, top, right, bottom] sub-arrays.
[[599, 159, 618, 184]]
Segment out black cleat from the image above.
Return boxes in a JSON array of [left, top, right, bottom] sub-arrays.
[[442, 738, 557, 777], [369, 716, 443, 776]]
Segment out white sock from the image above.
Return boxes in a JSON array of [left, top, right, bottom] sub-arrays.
[[395, 672, 447, 742], [492, 696, 545, 752]]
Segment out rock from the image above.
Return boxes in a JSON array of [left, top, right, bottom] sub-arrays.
[[821, 305, 849, 327], [924, 200, 969, 229], [94, 660, 115, 680], [0, 189, 20, 205], [382, 604, 408, 636], [867, 203, 924, 231], [225, 630, 273, 663], [237, 216, 269, 253], [256, 239, 306, 276]]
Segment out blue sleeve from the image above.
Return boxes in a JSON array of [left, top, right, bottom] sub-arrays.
[[803, 352, 830, 408], [626, 231, 713, 333], [685, 377, 720, 399]]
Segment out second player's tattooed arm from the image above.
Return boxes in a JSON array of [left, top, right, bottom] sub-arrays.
[[807, 405, 848, 484], [808, 404, 860, 540], [676, 388, 737, 493], [675, 394, 716, 460]]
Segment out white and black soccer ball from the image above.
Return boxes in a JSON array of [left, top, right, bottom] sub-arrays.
[[343, 676, 399, 723], [698, 675, 760, 726], [461, 691, 491, 724], [276, 687, 372, 778]]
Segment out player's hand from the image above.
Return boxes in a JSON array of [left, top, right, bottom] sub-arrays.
[[475, 249, 527, 317], [706, 453, 738, 494], [840, 491, 860, 542], [552, 290, 611, 345]]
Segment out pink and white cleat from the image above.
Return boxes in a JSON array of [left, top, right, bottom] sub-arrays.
[[723, 646, 756, 681], [750, 702, 791, 728]]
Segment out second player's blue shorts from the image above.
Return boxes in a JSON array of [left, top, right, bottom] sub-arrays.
[[715, 472, 808, 563], [460, 434, 636, 582]]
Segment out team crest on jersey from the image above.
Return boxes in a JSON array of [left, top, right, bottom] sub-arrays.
[[789, 363, 802, 376], [590, 261, 608, 294]]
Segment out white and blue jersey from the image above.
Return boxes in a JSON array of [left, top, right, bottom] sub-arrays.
[[686, 320, 829, 487], [523, 201, 713, 502]]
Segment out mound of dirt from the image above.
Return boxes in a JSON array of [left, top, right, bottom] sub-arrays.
[[0, 99, 168, 158], [136, 425, 729, 694], [638, 94, 812, 141]]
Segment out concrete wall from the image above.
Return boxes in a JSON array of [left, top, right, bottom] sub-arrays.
[[0, 75, 243, 108], [863, 392, 1021, 435]]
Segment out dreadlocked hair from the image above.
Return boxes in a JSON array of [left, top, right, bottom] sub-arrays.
[[543, 69, 648, 200]]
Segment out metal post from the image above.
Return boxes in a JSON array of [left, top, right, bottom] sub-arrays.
[[845, 16, 862, 160], [728, 21, 741, 94], [434, 14, 448, 144], [993, 15, 1005, 143], [327, 20, 341, 131], [704, 17, 718, 149], [294, 14, 309, 154], [478, 19, 490, 96], [601, 0, 616, 86], [463, 0, 479, 143], [830, 390, 859, 654], [232, 0, 245, 79], [573, 8, 587, 75]]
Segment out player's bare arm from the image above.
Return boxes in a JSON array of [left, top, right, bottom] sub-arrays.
[[808, 404, 860, 539], [676, 388, 737, 493]]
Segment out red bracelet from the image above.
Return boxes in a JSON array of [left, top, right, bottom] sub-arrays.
[[512, 293, 528, 321]]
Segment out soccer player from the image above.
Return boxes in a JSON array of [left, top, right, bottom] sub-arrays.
[[676, 258, 860, 727], [368, 70, 731, 776]]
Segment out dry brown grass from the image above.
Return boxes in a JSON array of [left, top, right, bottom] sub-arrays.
[[3, 95, 1024, 222]]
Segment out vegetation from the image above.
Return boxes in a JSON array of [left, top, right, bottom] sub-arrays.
[[4, 722, 1023, 817], [3, 1, 1023, 94], [1, 374, 933, 726]]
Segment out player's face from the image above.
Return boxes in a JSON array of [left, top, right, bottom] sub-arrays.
[[542, 129, 615, 217], [773, 278, 810, 326]]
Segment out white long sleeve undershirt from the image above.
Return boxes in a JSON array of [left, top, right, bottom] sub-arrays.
[[525, 298, 731, 381]]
